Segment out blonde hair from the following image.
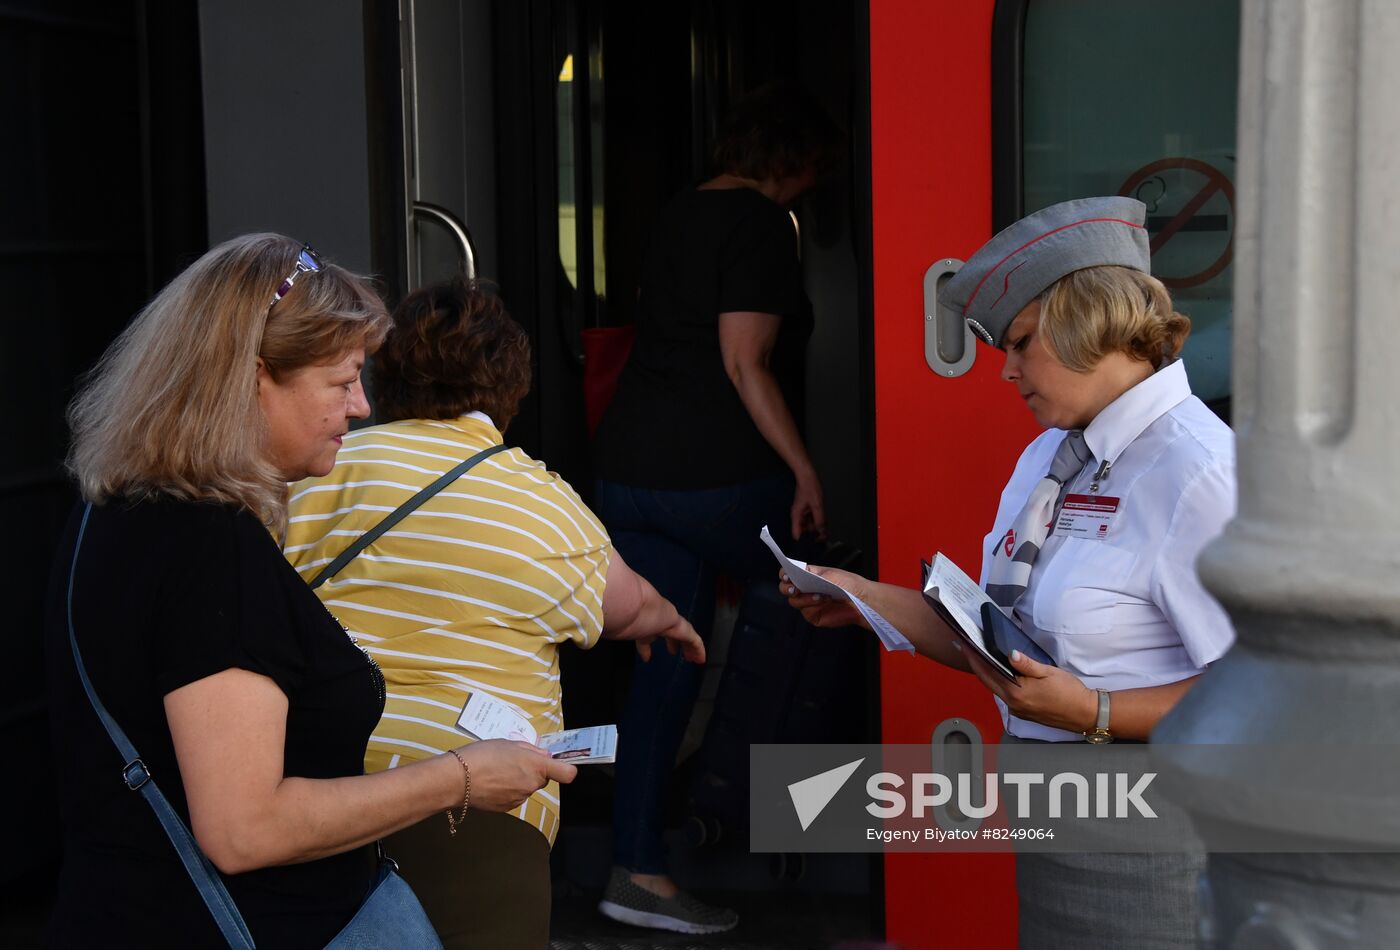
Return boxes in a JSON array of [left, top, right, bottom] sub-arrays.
[[67, 233, 390, 531], [1038, 265, 1191, 372]]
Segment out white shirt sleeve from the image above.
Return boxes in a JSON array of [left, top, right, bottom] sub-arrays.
[[1150, 461, 1237, 668]]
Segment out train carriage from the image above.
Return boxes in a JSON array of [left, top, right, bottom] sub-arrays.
[[5, 2, 1241, 946]]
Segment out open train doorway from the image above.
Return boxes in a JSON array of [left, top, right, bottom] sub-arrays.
[[380, 0, 881, 944], [5, 0, 879, 944]]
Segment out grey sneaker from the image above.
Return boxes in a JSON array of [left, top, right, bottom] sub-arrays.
[[597, 867, 739, 934]]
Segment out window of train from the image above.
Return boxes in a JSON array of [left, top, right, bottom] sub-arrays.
[[558, 53, 579, 289], [1022, 0, 1240, 407], [556, 5, 607, 338]]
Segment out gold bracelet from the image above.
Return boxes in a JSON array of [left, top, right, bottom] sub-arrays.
[[445, 748, 471, 836]]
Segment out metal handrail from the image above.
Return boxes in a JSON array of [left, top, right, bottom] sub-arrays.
[[411, 201, 478, 281]]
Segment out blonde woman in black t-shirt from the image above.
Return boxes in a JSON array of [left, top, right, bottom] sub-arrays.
[[592, 82, 843, 935], [47, 234, 577, 947]]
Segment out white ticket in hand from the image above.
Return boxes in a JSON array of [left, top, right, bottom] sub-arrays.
[[456, 691, 538, 744], [760, 525, 914, 653]]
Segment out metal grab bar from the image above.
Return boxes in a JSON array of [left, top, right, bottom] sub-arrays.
[[411, 201, 478, 281]]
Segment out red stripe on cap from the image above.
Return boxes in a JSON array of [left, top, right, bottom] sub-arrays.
[[961, 217, 1146, 317], [986, 259, 1028, 311]]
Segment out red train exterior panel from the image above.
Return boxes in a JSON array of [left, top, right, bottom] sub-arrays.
[[869, 2, 1042, 946]]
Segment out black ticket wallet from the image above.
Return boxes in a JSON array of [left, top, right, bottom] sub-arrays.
[[979, 602, 1057, 670]]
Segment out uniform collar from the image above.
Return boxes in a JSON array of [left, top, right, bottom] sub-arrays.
[[1082, 359, 1192, 465]]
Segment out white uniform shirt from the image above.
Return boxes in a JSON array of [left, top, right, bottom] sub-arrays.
[[978, 360, 1236, 741]]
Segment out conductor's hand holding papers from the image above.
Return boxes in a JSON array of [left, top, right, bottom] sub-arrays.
[[777, 560, 1094, 732], [761, 526, 912, 651], [778, 562, 864, 629], [954, 640, 1099, 736]]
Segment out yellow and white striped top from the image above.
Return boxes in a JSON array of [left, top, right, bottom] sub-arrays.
[[283, 413, 610, 845]]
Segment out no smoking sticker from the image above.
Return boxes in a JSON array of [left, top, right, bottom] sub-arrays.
[[1119, 157, 1235, 290]]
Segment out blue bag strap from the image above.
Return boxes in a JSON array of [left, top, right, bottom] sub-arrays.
[[308, 442, 509, 590], [67, 503, 257, 949]]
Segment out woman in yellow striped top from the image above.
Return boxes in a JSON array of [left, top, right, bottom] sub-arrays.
[[284, 277, 702, 949]]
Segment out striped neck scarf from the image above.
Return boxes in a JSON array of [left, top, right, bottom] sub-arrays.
[[985, 430, 1093, 611]]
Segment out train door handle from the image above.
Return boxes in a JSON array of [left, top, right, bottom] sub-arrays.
[[411, 201, 479, 283], [930, 717, 987, 831], [923, 257, 974, 377]]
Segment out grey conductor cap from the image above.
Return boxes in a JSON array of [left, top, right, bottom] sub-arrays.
[[941, 196, 1152, 349]]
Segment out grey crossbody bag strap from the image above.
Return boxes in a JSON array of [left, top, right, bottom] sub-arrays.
[[308, 443, 509, 590], [66, 502, 257, 949]]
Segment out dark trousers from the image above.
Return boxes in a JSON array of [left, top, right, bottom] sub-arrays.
[[594, 475, 794, 873], [384, 808, 551, 950]]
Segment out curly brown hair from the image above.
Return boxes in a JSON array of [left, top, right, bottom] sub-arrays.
[[372, 277, 532, 429]]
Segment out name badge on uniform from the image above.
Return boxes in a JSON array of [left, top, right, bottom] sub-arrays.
[[1053, 494, 1121, 540]]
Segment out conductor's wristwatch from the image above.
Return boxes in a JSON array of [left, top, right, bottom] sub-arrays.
[[1083, 689, 1114, 744]]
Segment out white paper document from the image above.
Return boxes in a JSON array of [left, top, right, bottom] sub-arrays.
[[456, 690, 538, 744], [921, 553, 1015, 679], [760, 525, 914, 653], [456, 691, 617, 764]]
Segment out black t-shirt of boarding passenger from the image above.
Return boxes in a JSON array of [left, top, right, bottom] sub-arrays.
[[44, 495, 383, 949], [594, 186, 813, 489]]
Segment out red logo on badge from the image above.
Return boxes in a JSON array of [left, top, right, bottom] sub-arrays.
[[1097, 523, 1108, 538], [1003, 530, 1016, 557]]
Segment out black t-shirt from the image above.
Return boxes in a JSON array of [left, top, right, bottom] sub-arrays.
[[44, 495, 383, 949], [594, 186, 813, 489]]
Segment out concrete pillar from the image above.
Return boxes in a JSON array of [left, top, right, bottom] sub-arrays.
[[1154, 0, 1400, 946]]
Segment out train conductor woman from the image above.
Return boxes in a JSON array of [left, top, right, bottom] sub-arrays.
[[782, 195, 1236, 947]]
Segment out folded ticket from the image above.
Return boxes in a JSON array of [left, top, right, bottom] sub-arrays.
[[456, 690, 538, 744]]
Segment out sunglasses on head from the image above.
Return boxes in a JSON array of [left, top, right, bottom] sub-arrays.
[[269, 244, 322, 310]]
